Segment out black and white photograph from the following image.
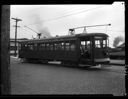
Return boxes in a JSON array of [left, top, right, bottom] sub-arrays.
[[1, 1, 126, 96]]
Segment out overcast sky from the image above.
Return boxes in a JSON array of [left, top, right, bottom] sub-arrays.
[[10, 2, 125, 47]]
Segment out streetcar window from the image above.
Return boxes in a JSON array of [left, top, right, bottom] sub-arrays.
[[95, 38, 108, 48], [54, 43, 58, 50], [46, 43, 50, 50], [34, 43, 37, 46], [70, 44, 75, 51], [103, 40, 106, 44], [94, 36, 108, 48], [95, 40, 101, 48], [27, 44, 33, 50], [25, 44, 27, 47], [87, 41, 91, 49], [21, 44, 24, 47], [40, 43, 45, 50], [80, 40, 91, 53], [81, 41, 85, 45], [81, 41, 85, 51], [65, 42, 70, 51], [54, 43, 61, 50], [37, 43, 41, 50], [103, 40, 106, 48], [18, 43, 21, 50], [70, 41, 75, 51], [58, 43, 62, 50], [81, 41, 85, 49], [49, 44, 54, 50], [33, 43, 38, 50], [95, 39, 107, 48], [30, 44, 33, 50], [61, 42, 64, 50], [21, 44, 26, 50]]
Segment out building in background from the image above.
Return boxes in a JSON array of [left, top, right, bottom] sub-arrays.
[[109, 42, 125, 59], [10, 38, 28, 56]]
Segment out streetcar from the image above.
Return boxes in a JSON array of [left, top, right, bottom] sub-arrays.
[[18, 31, 110, 67]]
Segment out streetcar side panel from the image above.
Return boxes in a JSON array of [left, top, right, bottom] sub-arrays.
[[19, 39, 79, 62]]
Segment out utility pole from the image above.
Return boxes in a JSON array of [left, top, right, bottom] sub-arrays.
[[11, 18, 22, 56], [1, 5, 11, 95]]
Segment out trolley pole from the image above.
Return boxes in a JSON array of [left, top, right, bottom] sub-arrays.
[[24, 26, 42, 39], [37, 33, 42, 39], [69, 24, 111, 35], [11, 18, 22, 56]]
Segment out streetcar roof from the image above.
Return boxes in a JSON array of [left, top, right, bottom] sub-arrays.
[[19, 33, 108, 44]]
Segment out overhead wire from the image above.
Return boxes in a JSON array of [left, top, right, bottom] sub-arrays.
[[25, 6, 104, 26], [56, 6, 87, 15], [11, 5, 81, 20], [58, 5, 101, 15], [17, 27, 35, 38], [87, 28, 124, 33], [53, 6, 80, 14], [11, 3, 124, 39], [13, 6, 90, 27], [12, 3, 123, 27], [21, 26, 51, 37], [27, 2, 124, 26]]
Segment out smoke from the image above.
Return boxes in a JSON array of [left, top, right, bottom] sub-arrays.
[[113, 36, 124, 48], [27, 12, 52, 38]]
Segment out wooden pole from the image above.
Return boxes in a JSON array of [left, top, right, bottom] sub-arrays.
[[1, 5, 11, 95], [15, 21, 18, 56], [12, 18, 22, 56]]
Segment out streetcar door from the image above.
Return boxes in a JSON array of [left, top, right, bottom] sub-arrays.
[[80, 38, 92, 63], [93, 36, 109, 63]]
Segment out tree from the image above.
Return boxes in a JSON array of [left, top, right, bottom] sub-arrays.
[[113, 36, 124, 48]]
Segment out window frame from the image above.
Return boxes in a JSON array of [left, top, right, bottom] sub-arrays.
[[94, 36, 108, 48]]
